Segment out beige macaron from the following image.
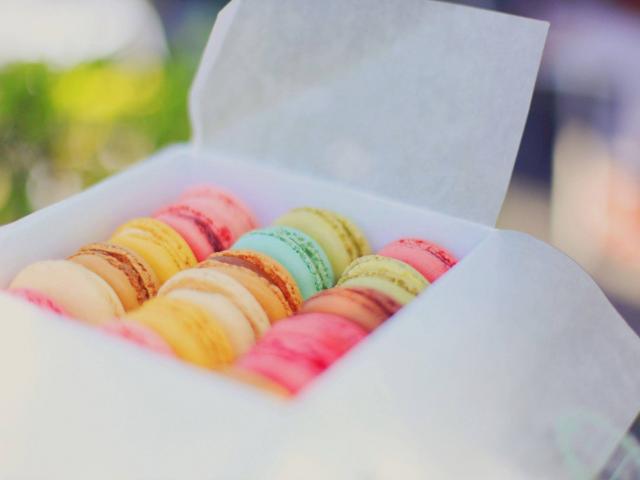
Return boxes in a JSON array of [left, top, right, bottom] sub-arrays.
[[10, 259, 124, 324]]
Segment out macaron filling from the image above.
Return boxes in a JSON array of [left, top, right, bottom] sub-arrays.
[[180, 185, 258, 234], [70, 244, 157, 305], [201, 256, 292, 317], [157, 204, 232, 253], [209, 250, 302, 313], [308, 286, 401, 319], [339, 266, 425, 297]]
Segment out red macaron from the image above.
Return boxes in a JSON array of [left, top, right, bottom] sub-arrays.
[[236, 312, 367, 394], [378, 237, 458, 282]]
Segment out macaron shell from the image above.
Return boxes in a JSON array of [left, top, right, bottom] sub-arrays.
[[237, 352, 321, 396], [301, 287, 402, 332], [233, 227, 334, 300], [154, 213, 211, 262], [237, 313, 367, 394], [338, 276, 415, 305], [110, 218, 197, 284], [158, 268, 270, 338], [7, 288, 69, 317], [155, 204, 233, 261], [275, 207, 371, 277], [180, 185, 258, 240], [177, 196, 245, 246], [166, 289, 255, 356], [200, 259, 292, 323], [126, 297, 234, 369], [337, 255, 429, 305], [69, 243, 159, 311], [209, 250, 303, 314], [101, 321, 175, 356], [10, 260, 124, 324], [378, 238, 458, 282]]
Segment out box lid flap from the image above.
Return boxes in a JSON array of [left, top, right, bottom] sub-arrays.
[[189, 0, 548, 226]]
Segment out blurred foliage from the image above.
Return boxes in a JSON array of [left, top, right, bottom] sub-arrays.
[[0, 55, 196, 224]]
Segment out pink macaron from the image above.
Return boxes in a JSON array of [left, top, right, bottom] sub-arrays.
[[7, 288, 69, 317], [154, 203, 233, 262], [378, 238, 458, 282], [236, 312, 367, 394], [179, 185, 258, 241], [101, 321, 175, 356]]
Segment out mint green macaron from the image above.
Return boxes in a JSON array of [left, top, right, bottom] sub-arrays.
[[232, 226, 334, 299]]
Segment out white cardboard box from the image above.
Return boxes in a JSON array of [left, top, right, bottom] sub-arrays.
[[1, 1, 639, 478]]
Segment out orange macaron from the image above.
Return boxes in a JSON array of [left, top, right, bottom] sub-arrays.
[[205, 250, 303, 320], [301, 286, 402, 332]]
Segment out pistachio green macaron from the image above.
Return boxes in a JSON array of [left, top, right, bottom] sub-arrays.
[[274, 207, 371, 278], [337, 254, 429, 305]]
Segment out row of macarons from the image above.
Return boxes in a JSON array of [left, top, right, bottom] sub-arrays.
[[6, 184, 459, 394], [108, 237, 456, 395], [6, 184, 376, 322], [8, 185, 261, 322], [120, 231, 458, 395]]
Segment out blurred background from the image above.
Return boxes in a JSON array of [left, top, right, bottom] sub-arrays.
[[0, 0, 639, 331]]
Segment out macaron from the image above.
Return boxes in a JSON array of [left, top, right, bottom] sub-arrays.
[[110, 218, 197, 284], [9, 260, 125, 324], [69, 242, 159, 311], [101, 320, 175, 356], [154, 203, 233, 262], [378, 238, 458, 282], [337, 255, 429, 305], [275, 207, 371, 277], [207, 250, 303, 315], [166, 289, 255, 356], [301, 286, 402, 332], [179, 185, 258, 242], [158, 268, 270, 339], [236, 313, 367, 395], [199, 256, 293, 323], [125, 296, 234, 369], [233, 226, 334, 300], [7, 288, 69, 317]]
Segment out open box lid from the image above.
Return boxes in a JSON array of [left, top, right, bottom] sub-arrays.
[[189, 0, 548, 226]]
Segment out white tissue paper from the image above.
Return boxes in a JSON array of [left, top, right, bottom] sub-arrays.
[[1, 1, 639, 479]]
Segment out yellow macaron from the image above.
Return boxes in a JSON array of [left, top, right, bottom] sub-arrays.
[[337, 255, 429, 304], [166, 289, 256, 356], [158, 268, 270, 339], [274, 207, 371, 278], [110, 218, 197, 284], [125, 296, 234, 369]]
